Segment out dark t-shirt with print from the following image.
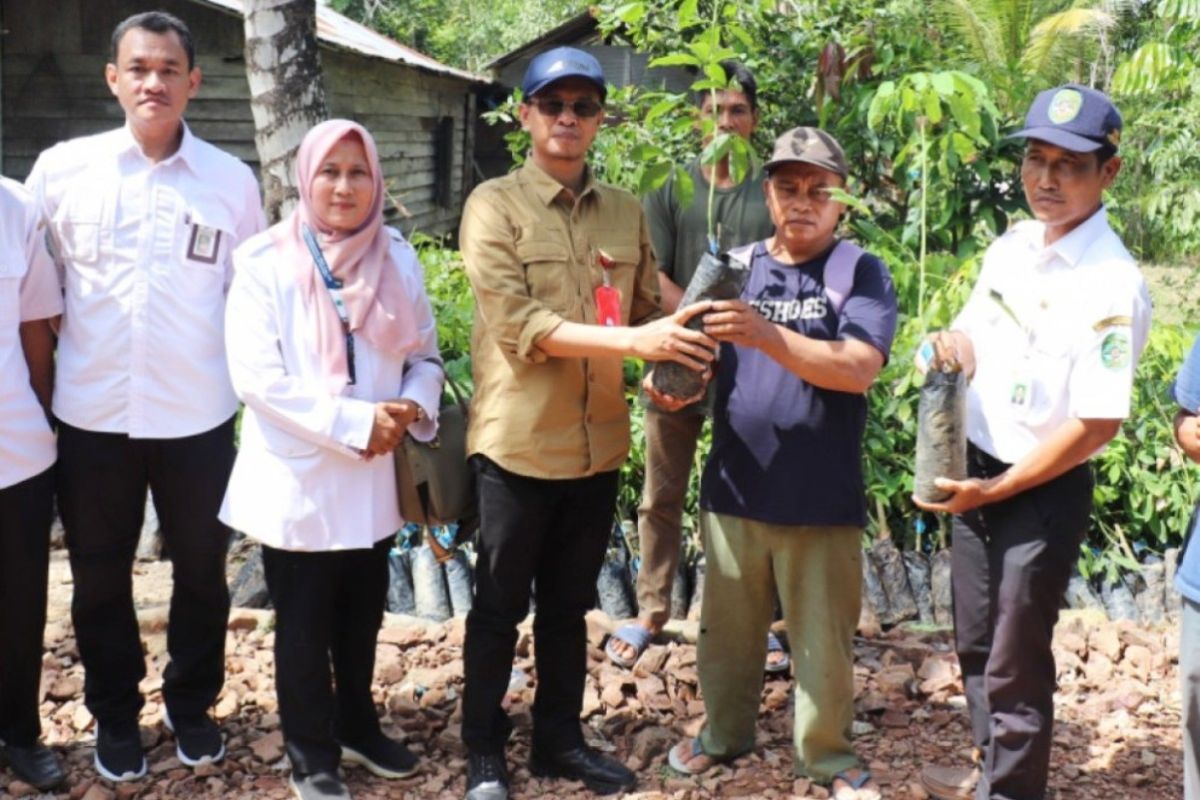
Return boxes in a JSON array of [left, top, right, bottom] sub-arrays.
[[701, 240, 899, 527]]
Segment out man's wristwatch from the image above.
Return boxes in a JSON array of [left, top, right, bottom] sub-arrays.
[[413, 403, 427, 423]]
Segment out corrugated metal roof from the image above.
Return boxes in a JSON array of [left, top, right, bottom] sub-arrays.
[[191, 0, 489, 84]]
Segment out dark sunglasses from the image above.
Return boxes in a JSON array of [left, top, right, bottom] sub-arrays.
[[530, 97, 605, 119]]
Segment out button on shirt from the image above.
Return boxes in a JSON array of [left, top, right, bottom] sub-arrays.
[[26, 124, 266, 438], [0, 177, 62, 489], [459, 160, 662, 479], [952, 207, 1151, 464]]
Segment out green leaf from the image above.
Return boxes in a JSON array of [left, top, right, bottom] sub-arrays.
[[644, 97, 681, 126], [930, 72, 955, 97], [649, 53, 702, 68], [677, 0, 700, 29], [673, 165, 695, 214], [638, 160, 673, 194]]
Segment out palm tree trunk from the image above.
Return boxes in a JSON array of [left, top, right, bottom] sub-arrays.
[[244, 0, 329, 223]]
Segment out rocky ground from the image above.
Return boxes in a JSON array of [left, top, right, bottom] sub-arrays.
[[0, 546, 1184, 800]]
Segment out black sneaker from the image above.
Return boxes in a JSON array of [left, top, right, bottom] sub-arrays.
[[164, 709, 225, 766], [290, 770, 352, 800], [464, 751, 509, 800], [339, 732, 419, 779], [94, 721, 147, 782], [0, 741, 66, 790]]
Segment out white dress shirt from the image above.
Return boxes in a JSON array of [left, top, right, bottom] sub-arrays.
[[953, 207, 1152, 464], [25, 124, 266, 438], [0, 177, 62, 489], [219, 228, 444, 551]]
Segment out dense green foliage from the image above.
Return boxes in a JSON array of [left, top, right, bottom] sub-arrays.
[[328, 0, 578, 72], [407, 0, 1200, 578]]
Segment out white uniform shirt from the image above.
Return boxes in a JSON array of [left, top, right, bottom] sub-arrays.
[[219, 228, 444, 551], [0, 178, 62, 489], [953, 207, 1151, 464], [25, 124, 266, 438]]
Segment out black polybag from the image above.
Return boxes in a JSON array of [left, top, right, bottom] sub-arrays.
[[651, 251, 751, 401], [914, 368, 967, 504]]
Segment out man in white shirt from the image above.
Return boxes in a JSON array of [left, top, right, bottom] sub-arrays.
[[25, 11, 266, 782], [0, 178, 65, 792], [914, 85, 1151, 800]]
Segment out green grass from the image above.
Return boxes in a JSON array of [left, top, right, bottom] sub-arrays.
[[1143, 263, 1200, 328]]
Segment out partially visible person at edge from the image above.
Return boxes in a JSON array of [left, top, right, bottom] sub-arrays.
[[25, 11, 265, 782], [664, 127, 894, 800], [457, 46, 716, 800], [605, 59, 785, 675], [1170, 338, 1200, 800], [0, 179, 66, 792], [220, 120, 443, 800], [914, 84, 1151, 800]]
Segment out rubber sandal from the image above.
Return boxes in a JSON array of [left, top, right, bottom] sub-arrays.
[[833, 769, 879, 800], [667, 737, 720, 776], [765, 631, 791, 674], [605, 624, 652, 668]]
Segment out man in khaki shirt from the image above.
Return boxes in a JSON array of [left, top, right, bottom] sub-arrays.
[[458, 47, 713, 800]]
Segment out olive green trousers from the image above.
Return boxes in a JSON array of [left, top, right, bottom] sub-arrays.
[[696, 511, 864, 781]]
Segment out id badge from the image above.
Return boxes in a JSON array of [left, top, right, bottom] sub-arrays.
[[187, 223, 222, 264], [1009, 364, 1033, 415], [594, 284, 622, 327]]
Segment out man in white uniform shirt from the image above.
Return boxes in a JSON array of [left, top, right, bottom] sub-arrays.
[[914, 85, 1151, 800], [0, 178, 65, 792], [25, 11, 265, 782]]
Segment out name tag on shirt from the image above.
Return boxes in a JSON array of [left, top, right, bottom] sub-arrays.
[[187, 223, 222, 264], [1009, 362, 1033, 416]]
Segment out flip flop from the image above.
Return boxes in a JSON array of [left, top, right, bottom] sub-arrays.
[[667, 737, 721, 776], [765, 631, 791, 674], [833, 768, 879, 800], [605, 624, 652, 668]]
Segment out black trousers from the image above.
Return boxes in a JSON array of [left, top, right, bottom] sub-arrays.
[[56, 418, 235, 726], [461, 456, 617, 755], [951, 444, 1092, 800], [0, 468, 53, 746], [261, 538, 390, 776]]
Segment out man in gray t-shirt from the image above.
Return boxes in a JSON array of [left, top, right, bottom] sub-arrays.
[[606, 61, 777, 670]]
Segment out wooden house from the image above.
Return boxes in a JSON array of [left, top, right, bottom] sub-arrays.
[[0, 0, 489, 235]]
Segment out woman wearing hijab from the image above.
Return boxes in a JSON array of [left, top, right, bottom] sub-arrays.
[[221, 119, 443, 800]]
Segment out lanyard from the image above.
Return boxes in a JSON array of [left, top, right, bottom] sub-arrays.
[[302, 224, 356, 385]]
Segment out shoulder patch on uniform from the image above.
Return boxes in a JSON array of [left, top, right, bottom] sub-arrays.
[[1100, 330, 1131, 370], [1093, 315, 1133, 332]]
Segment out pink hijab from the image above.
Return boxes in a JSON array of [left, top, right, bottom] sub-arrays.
[[270, 119, 418, 393]]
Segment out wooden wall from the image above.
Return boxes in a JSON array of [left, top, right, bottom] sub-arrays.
[[0, 0, 476, 237]]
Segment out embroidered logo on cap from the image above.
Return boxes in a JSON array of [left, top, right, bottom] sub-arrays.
[[1048, 89, 1083, 125], [1100, 330, 1131, 370]]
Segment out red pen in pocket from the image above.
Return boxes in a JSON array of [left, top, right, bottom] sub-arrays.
[[593, 248, 622, 327]]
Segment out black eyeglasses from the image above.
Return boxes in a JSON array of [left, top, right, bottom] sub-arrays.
[[530, 97, 605, 119]]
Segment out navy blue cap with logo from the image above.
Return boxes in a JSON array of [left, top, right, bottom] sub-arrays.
[[1010, 83, 1122, 153], [521, 46, 607, 101]]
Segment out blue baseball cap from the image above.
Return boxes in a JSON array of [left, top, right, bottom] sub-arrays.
[[1010, 83, 1122, 153], [521, 47, 606, 100]]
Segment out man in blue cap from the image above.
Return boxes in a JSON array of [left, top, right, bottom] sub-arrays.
[[913, 84, 1151, 799], [457, 46, 714, 800]]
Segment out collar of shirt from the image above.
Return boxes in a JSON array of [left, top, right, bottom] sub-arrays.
[[1018, 205, 1112, 271], [521, 158, 598, 208], [113, 121, 201, 174]]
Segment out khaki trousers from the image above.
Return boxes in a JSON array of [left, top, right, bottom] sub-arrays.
[[696, 511, 863, 781], [635, 408, 704, 626]]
